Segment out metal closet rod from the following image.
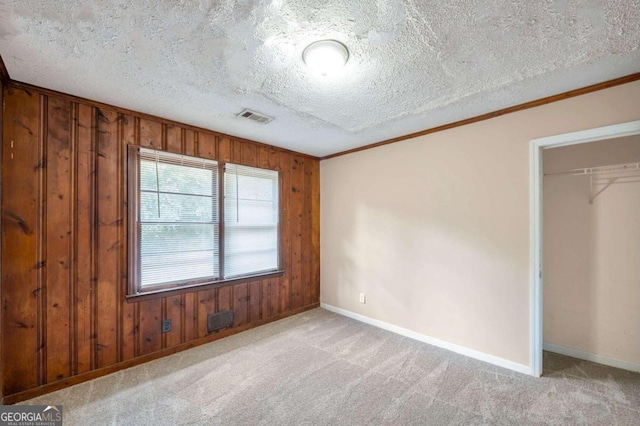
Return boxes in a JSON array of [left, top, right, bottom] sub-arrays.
[[544, 162, 640, 204], [544, 162, 640, 177]]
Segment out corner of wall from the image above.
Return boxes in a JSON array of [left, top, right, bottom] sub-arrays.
[[0, 53, 10, 85]]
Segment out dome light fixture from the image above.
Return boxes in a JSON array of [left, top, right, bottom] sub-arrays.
[[302, 39, 349, 76]]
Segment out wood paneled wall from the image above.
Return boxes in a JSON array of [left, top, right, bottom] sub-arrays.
[[0, 74, 4, 400], [1, 83, 320, 402]]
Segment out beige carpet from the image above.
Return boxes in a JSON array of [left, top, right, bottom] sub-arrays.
[[25, 308, 640, 425]]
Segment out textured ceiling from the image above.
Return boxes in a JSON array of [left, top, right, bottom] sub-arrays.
[[1, 1, 639, 157]]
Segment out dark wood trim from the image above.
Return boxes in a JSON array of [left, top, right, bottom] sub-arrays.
[[0, 53, 9, 83], [126, 144, 140, 297], [125, 270, 285, 302], [277, 169, 284, 273], [218, 161, 226, 279], [1, 302, 319, 405], [5, 80, 319, 161], [321, 72, 640, 160]]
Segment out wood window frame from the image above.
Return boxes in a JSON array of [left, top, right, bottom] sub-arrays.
[[126, 145, 283, 302]]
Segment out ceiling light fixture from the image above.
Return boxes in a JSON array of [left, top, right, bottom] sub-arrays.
[[302, 39, 349, 76]]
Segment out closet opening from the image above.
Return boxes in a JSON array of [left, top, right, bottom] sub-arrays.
[[530, 120, 640, 377]]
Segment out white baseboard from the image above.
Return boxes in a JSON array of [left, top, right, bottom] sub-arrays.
[[543, 342, 640, 373], [320, 303, 532, 376]]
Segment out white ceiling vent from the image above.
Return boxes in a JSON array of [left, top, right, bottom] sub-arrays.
[[237, 108, 274, 124]]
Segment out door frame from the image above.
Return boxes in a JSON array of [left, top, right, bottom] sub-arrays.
[[529, 120, 640, 377]]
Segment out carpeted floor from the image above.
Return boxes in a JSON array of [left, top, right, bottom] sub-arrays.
[[24, 308, 640, 425]]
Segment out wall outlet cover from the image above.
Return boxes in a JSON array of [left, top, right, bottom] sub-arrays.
[[162, 319, 172, 333]]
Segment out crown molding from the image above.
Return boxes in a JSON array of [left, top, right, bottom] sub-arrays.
[[321, 72, 640, 160]]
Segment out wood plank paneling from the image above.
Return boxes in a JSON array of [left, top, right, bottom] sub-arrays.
[[166, 124, 182, 154], [242, 142, 257, 167], [261, 279, 271, 319], [218, 286, 232, 312], [290, 156, 304, 310], [248, 281, 261, 323], [95, 109, 120, 368], [184, 130, 196, 157], [138, 299, 162, 356], [270, 278, 280, 317], [139, 118, 162, 150], [302, 158, 313, 307], [199, 132, 217, 160], [75, 103, 95, 373], [0, 78, 3, 398], [279, 152, 292, 313], [197, 289, 216, 338], [218, 137, 232, 162], [310, 160, 320, 303], [120, 114, 137, 362], [45, 97, 73, 383], [268, 149, 282, 318], [1, 82, 320, 402], [233, 283, 248, 327], [258, 146, 269, 168], [183, 293, 197, 342], [164, 295, 183, 348], [2, 87, 41, 396], [232, 139, 242, 163]]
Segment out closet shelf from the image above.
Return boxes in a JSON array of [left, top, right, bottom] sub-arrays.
[[544, 162, 640, 204]]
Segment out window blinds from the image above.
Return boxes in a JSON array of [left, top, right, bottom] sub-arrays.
[[224, 164, 279, 278], [138, 148, 219, 287]]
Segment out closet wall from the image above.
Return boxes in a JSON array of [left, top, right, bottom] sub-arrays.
[[543, 136, 640, 367]]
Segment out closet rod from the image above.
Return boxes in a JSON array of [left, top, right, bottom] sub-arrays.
[[544, 162, 640, 177]]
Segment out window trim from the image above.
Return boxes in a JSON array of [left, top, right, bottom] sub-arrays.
[[126, 145, 283, 300]]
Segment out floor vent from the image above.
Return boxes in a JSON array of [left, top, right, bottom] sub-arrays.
[[207, 310, 234, 333], [237, 108, 274, 124]]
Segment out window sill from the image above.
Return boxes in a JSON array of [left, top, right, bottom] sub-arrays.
[[125, 270, 284, 303]]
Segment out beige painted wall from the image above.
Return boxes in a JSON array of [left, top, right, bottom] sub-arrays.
[[321, 80, 640, 367], [543, 137, 640, 365]]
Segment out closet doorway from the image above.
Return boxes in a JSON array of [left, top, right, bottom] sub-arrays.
[[530, 120, 640, 377]]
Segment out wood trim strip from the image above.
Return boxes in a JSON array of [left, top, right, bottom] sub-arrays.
[[0, 54, 9, 83], [218, 160, 225, 279], [321, 72, 640, 160], [126, 145, 140, 297], [1, 302, 320, 405], [4, 80, 319, 161], [125, 271, 285, 303]]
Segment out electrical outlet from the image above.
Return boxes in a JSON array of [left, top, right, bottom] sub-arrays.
[[161, 319, 172, 333], [359, 293, 366, 304]]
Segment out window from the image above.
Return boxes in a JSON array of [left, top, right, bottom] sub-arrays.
[[224, 164, 279, 278], [128, 147, 280, 295]]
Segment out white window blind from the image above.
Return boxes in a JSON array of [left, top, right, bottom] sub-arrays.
[[138, 148, 219, 287], [224, 164, 279, 278]]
